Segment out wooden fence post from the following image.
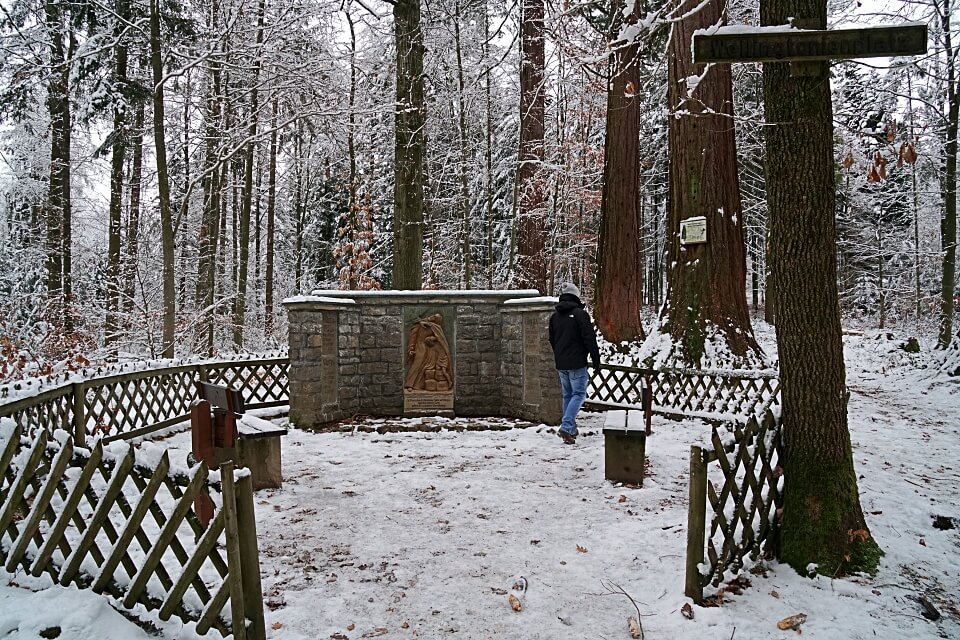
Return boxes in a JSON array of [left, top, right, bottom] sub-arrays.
[[685, 444, 707, 602], [236, 473, 266, 640], [72, 382, 86, 443], [220, 462, 247, 640]]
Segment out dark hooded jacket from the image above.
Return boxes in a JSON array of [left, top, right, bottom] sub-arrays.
[[549, 293, 601, 370]]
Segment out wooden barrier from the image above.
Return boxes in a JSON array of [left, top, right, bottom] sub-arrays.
[[0, 422, 265, 639], [684, 411, 783, 603], [588, 364, 780, 422], [0, 357, 289, 443]]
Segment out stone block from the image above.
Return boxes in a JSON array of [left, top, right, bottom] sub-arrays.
[[380, 348, 402, 363], [479, 362, 498, 377], [359, 361, 387, 374]]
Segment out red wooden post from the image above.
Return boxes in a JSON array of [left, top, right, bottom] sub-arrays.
[[191, 399, 215, 527]]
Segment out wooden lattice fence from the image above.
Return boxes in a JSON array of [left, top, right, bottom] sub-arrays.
[[589, 364, 780, 421], [684, 410, 784, 602], [0, 357, 289, 443], [0, 420, 265, 639]]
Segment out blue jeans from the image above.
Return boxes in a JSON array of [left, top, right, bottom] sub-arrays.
[[558, 367, 589, 436]]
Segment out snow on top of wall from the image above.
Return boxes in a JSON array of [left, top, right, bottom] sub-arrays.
[[283, 295, 357, 305], [306, 289, 542, 298], [502, 296, 557, 306]]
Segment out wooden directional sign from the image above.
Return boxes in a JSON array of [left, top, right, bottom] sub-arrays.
[[693, 23, 927, 65]]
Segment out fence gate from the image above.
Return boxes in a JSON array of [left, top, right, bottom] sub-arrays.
[[685, 411, 784, 602], [0, 421, 265, 639]]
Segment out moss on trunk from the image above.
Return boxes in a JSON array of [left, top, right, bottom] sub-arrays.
[[781, 453, 882, 576]]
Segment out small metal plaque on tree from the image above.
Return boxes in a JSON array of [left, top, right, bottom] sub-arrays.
[[680, 217, 707, 245]]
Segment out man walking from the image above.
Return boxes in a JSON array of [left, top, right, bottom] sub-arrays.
[[549, 283, 601, 444]]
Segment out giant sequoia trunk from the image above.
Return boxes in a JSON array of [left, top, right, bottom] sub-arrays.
[[392, 0, 425, 289], [515, 0, 546, 293], [641, 0, 763, 368], [761, 0, 881, 575], [594, 0, 646, 345]]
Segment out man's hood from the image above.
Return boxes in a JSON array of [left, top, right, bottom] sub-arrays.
[[555, 293, 584, 313]]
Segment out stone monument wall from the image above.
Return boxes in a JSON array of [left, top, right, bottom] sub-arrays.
[[284, 291, 562, 428]]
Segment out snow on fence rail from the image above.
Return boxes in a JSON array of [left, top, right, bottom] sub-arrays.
[[684, 410, 784, 603], [589, 364, 781, 421], [0, 421, 265, 639], [0, 357, 289, 443]]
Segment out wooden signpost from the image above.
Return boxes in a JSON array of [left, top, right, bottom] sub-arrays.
[[693, 22, 927, 75]]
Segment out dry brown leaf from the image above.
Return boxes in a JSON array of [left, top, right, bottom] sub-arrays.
[[681, 602, 694, 619], [628, 616, 642, 638], [576, 545, 588, 553], [509, 594, 523, 612], [777, 613, 807, 631], [347, 623, 356, 631], [271, 622, 283, 630], [401, 622, 410, 629], [770, 590, 780, 599], [619, 495, 628, 503]]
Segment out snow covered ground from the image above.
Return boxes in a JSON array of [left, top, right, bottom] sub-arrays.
[[1, 327, 958, 639]]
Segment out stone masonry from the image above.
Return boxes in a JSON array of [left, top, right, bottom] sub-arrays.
[[284, 290, 562, 427]]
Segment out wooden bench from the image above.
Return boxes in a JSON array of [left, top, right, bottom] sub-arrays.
[[193, 382, 287, 492], [602, 409, 647, 486]]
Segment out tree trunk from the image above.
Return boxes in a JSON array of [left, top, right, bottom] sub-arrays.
[[761, 0, 881, 575], [643, 0, 763, 369], [151, 0, 176, 358], [196, 0, 222, 355], [105, 0, 129, 352], [123, 100, 145, 321], [595, 0, 646, 345], [484, 0, 495, 289], [454, 1, 472, 289], [265, 98, 278, 333], [232, 0, 265, 348], [341, 9, 359, 290], [516, 0, 546, 293], [294, 121, 304, 292], [44, 0, 68, 311], [392, 0, 425, 289], [939, 2, 958, 349]]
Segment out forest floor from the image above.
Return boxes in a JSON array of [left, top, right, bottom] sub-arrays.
[[1, 323, 959, 640]]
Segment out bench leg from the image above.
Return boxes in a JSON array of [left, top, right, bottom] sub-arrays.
[[238, 437, 283, 490], [604, 432, 646, 486]]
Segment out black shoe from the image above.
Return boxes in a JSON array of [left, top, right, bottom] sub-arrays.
[[559, 431, 576, 445]]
